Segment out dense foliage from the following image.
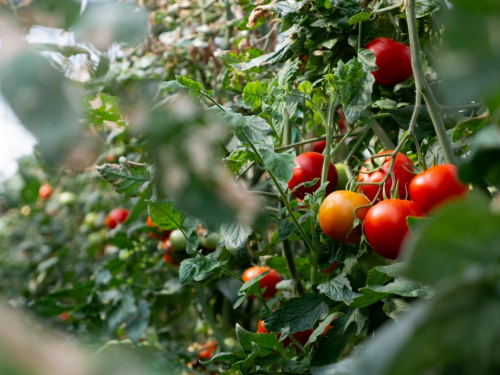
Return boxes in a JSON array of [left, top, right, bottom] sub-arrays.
[[1, 0, 500, 374]]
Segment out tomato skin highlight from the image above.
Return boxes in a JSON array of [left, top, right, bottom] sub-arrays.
[[288, 152, 338, 200], [105, 208, 129, 229], [409, 164, 469, 213], [357, 151, 415, 202], [364, 199, 425, 259], [366, 38, 413, 86], [39, 183, 53, 199], [242, 267, 282, 299], [319, 191, 370, 244]]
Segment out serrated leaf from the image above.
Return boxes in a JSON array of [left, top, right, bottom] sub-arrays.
[[349, 12, 372, 25], [366, 263, 406, 285], [179, 258, 225, 284], [236, 324, 283, 356], [278, 219, 297, 241], [96, 162, 151, 197], [318, 273, 361, 304], [124, 299, 150, 344], [175, 74, 203, 91], [220, 222, 252, 262], [147, 200, 185, 231], [260, 149, 295, 185], [451, 115, 491, 142], [278, 60, 300, 87], [243, 81, 268, 110]]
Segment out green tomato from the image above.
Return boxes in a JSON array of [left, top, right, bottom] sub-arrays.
[[199, 232, 220, 250], [59, 192, 77, 206], [335, 164, 349, 190], [170, 229, 187, 251], [87, 229, 107, 246], [84, 212, 98, 227]]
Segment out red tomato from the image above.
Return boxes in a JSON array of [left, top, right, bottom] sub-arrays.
[[319, 191, 370, 244], [58, 311, 70, 321], [198, 341, 217, 360], [409, 164, 469, 213], [39, 183, 53, 199], [256, 320, 312, 348], [242, 267, 282, 299], [161, 239, 179, 266], [364, 199, 425, 259], [323, 262, 337, 275], [288, 152, 338, 200], [366, 38, 412, 86], [357, 151, 415, 202], [146, 216, 171, 241], [320, 324, 335, 337], [105, 208, 129, 229], [312, 140, 327, 154]]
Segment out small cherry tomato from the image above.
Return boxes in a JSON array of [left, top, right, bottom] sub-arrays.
[[366, 38, 412, 86], [198, 341, 217, 360], [364, 199, 425, 259], [105, 208, 129, 229], [169, 229, 187, 251], [39, 183, 52, 199], [199, 232, 220, 251], [242, 267, 282, 299], [409, 164, 469, 213], [357, 150, 415, 202], [319, 191, 370, 244], [146, 216, 171, 241], [288, 152, 338, 200]]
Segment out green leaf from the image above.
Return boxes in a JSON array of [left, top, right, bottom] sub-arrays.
[[175, 74, 203, 91], [220, 222, 252, 262], [372, 98, 398, 110], [265, 293, 329, 334], [383, 298, 411, 321], [160, 80, 183, 91], [96, 162, 151, 197], [366, 263, 406, 285], [182, 217, 200, 255], [147, 200, 185, 231], [452, 115, 491, 143], [335, 307, 368, 335], [179, 258, 225, 284], [317, 273, 361, 304], [358, 49, 378, 71], [278, 219, 297, 241], [200, 350, 248, 365], [305, 312, 341, 346], [311, 323, 358, 366], [231, 43, 292, 71], [260, 149, 296, 185], [236, 324, 283, 356], [243, 81, 268, 110], [349, 12, 372, 25], [415, 0, 440, 18], [124, 299, 150, 344], [278, 60, 300, 87], [389, 105, 436, 139], [105, 287, 137, 336]]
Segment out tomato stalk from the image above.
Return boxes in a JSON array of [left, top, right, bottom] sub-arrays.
[[320, 93, 341, 201], [372, 0, 403, 14], [405, 0, 458, 166]]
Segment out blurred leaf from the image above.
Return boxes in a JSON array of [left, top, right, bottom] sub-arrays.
[[236, 324, 283, 356], [306, 312, 341, 346], [415, 0, 440, 18], [366, 263, 406, 285], [105, 287, 137, 335], [278, 218, 297, 241], [451, 114, 491, 143], [96, 162, 151, 197], [383, 298, 411, 321], [125, 299, 150, 344], [0, 52, 79, 167]]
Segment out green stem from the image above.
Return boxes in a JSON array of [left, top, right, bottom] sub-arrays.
[[406, 0, 458, 166], [223, 266, 244, 283], [194, 284, 227, 351], [369, 118, 395, 149], [257, 293, 273, 315], [321, 95, 341, 201], [275, 131, 365, 151], [372, 0, 403, 14], [346, 127, 373, 165]]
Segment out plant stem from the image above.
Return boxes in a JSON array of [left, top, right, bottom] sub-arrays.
[[372, 0, 403, 14], [247, 191, 281, 200], [321, 95, 341, 201], [194, 284, 227, 351], [439, 103, 483, 112], [369, 118, 395, 150], [275, 131, 365, 151], [222, 265, 245, 283], [345, 127, 373, 165], [406, 0, 458, 166]]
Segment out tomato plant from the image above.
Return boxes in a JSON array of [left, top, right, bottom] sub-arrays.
[[366, 38, 413, 87]]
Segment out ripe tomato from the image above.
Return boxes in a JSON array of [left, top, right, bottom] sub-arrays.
[[319, 191, 370, 244], [105, 208, 129, 229], [256, 320, 313, 348], [366, 38, 412, 86], [364, 199, 425, 259], [312, 140, 327, 154], [161, 239, 179, 266], [323, 262, 337, 275], [198, 341, 217, 360], [357, 151, 415, 202], [242, 267, 282, 299], [146, 216, 171, 241], [169, 229, 187, 251], [288, 152, 338, 200], [409, 164, 469, 213], [39, 183, 52, 199]]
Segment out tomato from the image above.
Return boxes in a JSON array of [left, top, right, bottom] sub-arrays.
[[256, 320, 313, 348], [357, 151, 415, 202], [146, 216, 171, 241], [288, 152, 338, 200], [323, 262, 337, 275], [364, 199, 425, 259], [366, 38, 412, 86], [169, 229, 187, 251], [199, 232, 220, 251], [335, 163, 349, 190], [312, 140, 327, 154], [161, 239, 179, 266], [409, 164, 469, 213], [198, 341, 217, 360], [242, 267, 282, 299], [39, 183, 52, 199], [105, 208, 129, 229], [320, 324, 335, 337], [319, 191, 370, 244], [58, 311, 70, 321], [58, 192, 77, 206]]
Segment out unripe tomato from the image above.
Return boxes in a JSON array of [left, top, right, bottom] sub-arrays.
[[39, 183, 52, 199], [357, 151, 415, 202], [335, 164, 349, 190], [256, 320, 312, 348], [84, 212, 99, 227], [146, 216, 171, 241], [288, 152, 338, 200], [364, 199, 425, 259], [170, 229, 187, 251], [409, 164, 469, 213], [199, 232, 220, 251], [323, 262, 337, 275], [366, 38, 412, 86], [242, 267, 281, 299], [58, 192, 77, 206], [319, 191, 370, 244], [198, 341, 217, 360], [105, 208, 129, 229]]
